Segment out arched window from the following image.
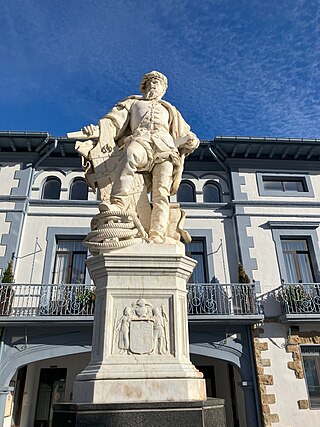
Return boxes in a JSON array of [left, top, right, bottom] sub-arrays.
[[42, 177, 61, 200], [203, 182, 221, 203], [177, 181, 196, 203], [70, 178, 88, 200]]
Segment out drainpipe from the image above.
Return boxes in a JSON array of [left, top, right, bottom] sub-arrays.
[[11, 164, 35, 271], [33, 138, 58, 168], [208, 142, 262, 425], [247, 326, 263, 427], [12, 137, 57, 273], [208, 143, 241, 268], [208, 146, 229, 173]]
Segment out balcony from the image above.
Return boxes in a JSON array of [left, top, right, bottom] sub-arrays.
[[279, 283, 320, 322], [0, 283, 95, 323], [0, 283, 263, 324], [187, 283, 263, 323]]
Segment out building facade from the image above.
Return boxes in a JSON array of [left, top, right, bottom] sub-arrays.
[[0, 132, 319, 426]]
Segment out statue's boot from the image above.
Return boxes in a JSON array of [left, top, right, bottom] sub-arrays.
[[147, 231, 165, 244]]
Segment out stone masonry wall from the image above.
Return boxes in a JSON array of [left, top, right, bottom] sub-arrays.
[[286, 330, 320, 411], [252, 326, 279, 427]]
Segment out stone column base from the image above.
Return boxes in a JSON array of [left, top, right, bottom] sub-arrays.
[[73, 376, 205, 404], [74, 244, 206, 404], [52, 398, 227, 427]]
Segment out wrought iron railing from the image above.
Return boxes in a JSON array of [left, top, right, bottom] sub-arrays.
[[0, 283, 260, 318], [279, 283, 320, 314], [0, 283, 95, 317], [187, 283, 260, 315]]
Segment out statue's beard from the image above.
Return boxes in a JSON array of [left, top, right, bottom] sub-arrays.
[[144, 87, 164, 100]]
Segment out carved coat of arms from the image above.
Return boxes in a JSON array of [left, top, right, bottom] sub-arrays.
[[115, 299, 169, 355]]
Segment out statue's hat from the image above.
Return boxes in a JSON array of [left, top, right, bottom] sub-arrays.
[[140, 71, 168, 92]]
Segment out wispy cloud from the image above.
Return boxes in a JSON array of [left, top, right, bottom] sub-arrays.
[[0, 0, 319, 138]]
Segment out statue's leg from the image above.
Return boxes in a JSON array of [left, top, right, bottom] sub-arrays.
[[149, 161, 173, 242], [109, 141, 148, 211]]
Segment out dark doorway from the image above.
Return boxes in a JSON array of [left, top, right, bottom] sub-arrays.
[[34, 368, 67, 427], [228, 363, 240, 427], [11, 365, 27, 426], [198, 365, 216, 397]]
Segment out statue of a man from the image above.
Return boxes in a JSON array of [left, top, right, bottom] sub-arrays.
[[74, 71, 199, 245]]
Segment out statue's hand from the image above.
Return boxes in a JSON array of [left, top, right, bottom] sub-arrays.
[[82, 124, 99, 137], [179, 137, 199, 155]]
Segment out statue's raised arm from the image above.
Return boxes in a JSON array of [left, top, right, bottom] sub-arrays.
[[68, 71, 199, 251]]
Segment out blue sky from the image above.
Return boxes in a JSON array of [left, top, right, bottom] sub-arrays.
[[1, 0, 319, 139]]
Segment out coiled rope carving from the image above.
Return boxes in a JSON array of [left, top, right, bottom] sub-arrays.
[[84, 210, 148, 253]]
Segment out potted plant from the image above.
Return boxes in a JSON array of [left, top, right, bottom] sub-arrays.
[[235, 264, 254, 314], [238, 263, 250, 284], [76, 288, 96, 314], [280, 284, 307, 314], [0, 260, 15, 315]]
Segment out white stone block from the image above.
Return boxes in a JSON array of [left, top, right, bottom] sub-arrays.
[[73, 244, 206, 403]]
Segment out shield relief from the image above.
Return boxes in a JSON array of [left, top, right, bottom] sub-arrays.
[[129, 320, 154, 354]]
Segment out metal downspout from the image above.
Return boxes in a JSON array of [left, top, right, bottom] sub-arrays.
[[208, 143, 262, 425], [247, 326, 263, 427], [11, 150, 39, 270], [33, 138, 58, 168], [208, 144, 241, 264], [13, 137, 57, 270]]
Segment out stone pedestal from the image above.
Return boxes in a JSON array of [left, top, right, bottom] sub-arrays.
[[53, 243, 227, 426], [53, 399, 227, 427], [73, 243, 206, 404]]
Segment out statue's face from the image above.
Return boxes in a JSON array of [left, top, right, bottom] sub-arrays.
[[143, 77, 166, 100]]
